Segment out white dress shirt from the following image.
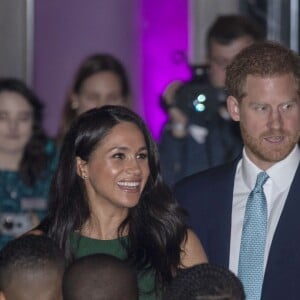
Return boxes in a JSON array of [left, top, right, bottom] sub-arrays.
[[229, 145, 300, 275]]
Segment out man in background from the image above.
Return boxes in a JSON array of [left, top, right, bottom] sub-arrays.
[[159, 14, 264, 185]]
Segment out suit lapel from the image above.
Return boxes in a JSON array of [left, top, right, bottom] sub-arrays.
[[208, 160, 238, 268], [262, 162, 300, 298]]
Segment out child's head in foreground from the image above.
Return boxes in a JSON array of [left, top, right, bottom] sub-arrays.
[[62, 253, 138, 300], [0, 234, 65, 300], [163, 263, 245, 300]]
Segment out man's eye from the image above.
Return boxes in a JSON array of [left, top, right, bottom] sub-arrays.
[[254, 105, 267, 111], [282, 103, 294, 111]]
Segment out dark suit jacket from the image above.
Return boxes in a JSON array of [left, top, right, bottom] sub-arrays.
[[174, 159, 300, 300]]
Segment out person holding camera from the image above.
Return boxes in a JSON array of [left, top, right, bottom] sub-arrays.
[[159, 15, 264, 185]]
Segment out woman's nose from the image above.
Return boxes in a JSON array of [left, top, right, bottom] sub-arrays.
[[8, 119, 19, 133], [125, 159, 142, 174]]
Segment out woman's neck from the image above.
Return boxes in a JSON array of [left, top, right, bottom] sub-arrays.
[[0, 150, 22, 170], [81, 207, 129, 240]]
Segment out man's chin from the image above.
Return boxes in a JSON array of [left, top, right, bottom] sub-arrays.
[[257, 147, 295, 164]]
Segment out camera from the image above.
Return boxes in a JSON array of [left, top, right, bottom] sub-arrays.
[[171, 64, 227, 127]]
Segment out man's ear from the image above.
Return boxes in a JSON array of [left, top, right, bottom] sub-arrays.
[[227, 95, 240, 121]]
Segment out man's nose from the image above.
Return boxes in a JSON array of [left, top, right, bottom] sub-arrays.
[[267, 109, 282, 130]]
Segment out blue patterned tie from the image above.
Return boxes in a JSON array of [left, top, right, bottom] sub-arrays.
[[238, 171, 269, 300]]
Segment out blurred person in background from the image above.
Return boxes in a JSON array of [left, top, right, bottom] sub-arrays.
[[159, 14, 264, 185], [0, 78, 58, 249], [56, 53, 131, 145]]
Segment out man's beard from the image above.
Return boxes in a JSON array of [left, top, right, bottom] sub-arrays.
[[240, 122, 300, 164]]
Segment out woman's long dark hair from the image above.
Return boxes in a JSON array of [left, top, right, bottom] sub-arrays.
[[43, 105, 187, 291], [0, 78, 49, 186]]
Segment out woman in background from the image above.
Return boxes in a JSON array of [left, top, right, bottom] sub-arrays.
[[56, 53, 131, 145], [0, 78, 58, 248], [38, 105, 207, 300]]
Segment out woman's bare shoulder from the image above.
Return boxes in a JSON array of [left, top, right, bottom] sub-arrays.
[[24, 229, 44, 236], [180, 229, 208, 268]]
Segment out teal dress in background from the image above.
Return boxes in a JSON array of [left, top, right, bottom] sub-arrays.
[[0, 139, 59, 248], [71, 234, 159, 300]]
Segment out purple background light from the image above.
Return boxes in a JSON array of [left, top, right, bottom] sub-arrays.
[[141, 1, 191, 139]]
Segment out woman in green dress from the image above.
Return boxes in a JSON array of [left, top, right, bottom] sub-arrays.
[[37, 105, 207, 299]]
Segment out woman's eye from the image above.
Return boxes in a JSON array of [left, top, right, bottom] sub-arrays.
[[18, 114, 32, 122], [0, 112, 7, 120], [113, 153, 125, 159], [137, 153, 148, 160]]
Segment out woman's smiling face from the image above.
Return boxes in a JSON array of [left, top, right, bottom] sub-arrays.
[[77, 121, 150, 212]]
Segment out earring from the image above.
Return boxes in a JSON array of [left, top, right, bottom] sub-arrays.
[[71, 100, 79, 110], [82, 175, 88, 180]]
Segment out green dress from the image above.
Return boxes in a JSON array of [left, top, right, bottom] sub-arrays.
[[71, 234, 160, 300]]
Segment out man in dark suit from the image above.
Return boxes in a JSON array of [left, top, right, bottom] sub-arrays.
[[175, 41, 300, 300], [159, 15, 264, 185]]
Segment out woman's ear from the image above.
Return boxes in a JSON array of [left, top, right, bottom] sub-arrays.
[[70, 93, 79, 110], [76, 156, 88, 179], [226, 95, 240, 121]]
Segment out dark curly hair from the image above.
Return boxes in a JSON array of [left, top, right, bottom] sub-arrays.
[[0, 235, 65, 292], [0, 78, 50, 186], [206, 14, 264, 54], [163, 263, 245, 300], [62, 254, 138, 300], [41, 105, 187, 294]]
